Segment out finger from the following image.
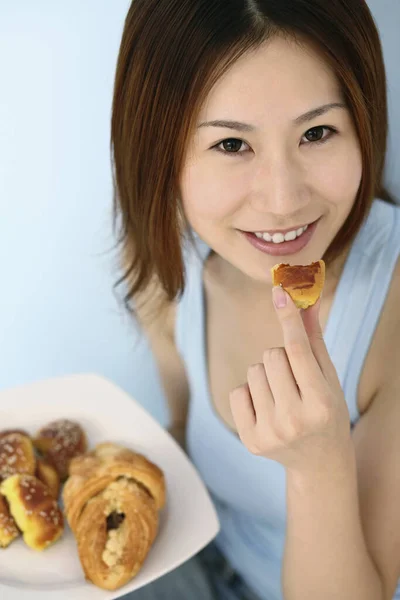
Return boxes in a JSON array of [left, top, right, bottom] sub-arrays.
[[301, 299, 339, 384], [263, 347, 301, 411], [246, 363, 275, 424], [229, 383, 256, 437], [272, 286, 324, 392]]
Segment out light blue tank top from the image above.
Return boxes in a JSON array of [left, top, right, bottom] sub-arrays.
[[175, 198, 400, 600]]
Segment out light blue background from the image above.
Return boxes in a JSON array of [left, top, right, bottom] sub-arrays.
[[0, 1, 399, 425]]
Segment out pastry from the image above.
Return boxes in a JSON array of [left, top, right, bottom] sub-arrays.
[[33, 419, 87, 481], [67, 442, 165, 511], [271, 260, 325, 309], [0, 493, 19, 547], [75, 478, 157, 590], [64, 442, 166, 532], [35, 458, 60, 499], [63, 442, 166, 590], [0, 429, 30, 439], [0, 474, 64, 551], [0, 432, 36, 482]]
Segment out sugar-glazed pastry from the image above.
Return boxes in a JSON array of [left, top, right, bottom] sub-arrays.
[[0, 474, 64, 551], [0, 493, 19, 548], [0, 433, 36, 482], [0, 429, 30, 440], [35, 458, 60, 499], [33, 419, 87, 481]]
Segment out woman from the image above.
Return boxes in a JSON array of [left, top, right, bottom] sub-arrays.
[[111, 1, 400, 599]]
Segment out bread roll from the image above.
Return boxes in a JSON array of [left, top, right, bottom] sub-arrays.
[[0, 493, 19, 547], [33, 419, 87, 481], [0, 474, 64, 551], [0, 433, 36, 482]]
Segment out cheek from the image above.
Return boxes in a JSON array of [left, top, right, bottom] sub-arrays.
[[180, 160, 246, 221], [311, 144, 362, 203]]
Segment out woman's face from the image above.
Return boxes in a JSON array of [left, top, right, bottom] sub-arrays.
[[180, 35, 362, 286]]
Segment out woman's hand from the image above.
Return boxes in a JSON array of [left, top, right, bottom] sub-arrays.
[[229, 285, 352, 475]]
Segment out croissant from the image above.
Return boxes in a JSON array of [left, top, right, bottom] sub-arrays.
[[271, 260, 325, 309], [0, 474, 64, 551], [63, 443, 166, 591], [67, 442, 165, 512], [0, 493, 19, 547]]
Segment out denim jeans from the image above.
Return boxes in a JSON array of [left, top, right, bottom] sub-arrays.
[[119, 543, 263, 600]]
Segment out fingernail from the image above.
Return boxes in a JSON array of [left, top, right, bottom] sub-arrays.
[[273, 286, 287, 309]]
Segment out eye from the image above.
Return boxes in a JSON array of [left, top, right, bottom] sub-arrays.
[[301, 126, 337, 145], [212, 127, 338, 157], [213, 138, 250, 156]]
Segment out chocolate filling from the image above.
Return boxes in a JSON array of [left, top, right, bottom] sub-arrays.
[[106, 511, 126, 531]]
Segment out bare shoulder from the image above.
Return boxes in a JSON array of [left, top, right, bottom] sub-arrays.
[[380, 254, 400, 346], [384, 254, 400, 365], [372, 254, 400, 390], [357, 254, 400, 414]]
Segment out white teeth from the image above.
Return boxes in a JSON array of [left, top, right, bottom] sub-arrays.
[[284, 230, 297, 242], [272, 232, 284, 244], [253, 224, 309, 244]]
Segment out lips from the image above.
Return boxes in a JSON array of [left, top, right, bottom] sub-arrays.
[[240, 218, 320, 257]]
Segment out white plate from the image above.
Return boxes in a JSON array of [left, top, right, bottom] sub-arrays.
[[0, 373, 220, 600]]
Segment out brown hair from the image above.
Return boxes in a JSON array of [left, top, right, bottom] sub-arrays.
[[111, 0, 395, 320]]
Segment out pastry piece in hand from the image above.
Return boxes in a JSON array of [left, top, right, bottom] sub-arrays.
[[63, 442, 166, 590], [0, 474, 64, 550], [271, 260, 325, 309], [0, 493, 19, 547], [35, 458, 60, 499], [33, 419, 87, 481], [0, 433, 36, 481]]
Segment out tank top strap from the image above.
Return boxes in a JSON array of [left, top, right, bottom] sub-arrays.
[[323, 199, 400, 423]]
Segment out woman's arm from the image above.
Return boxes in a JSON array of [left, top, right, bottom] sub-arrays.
[[153, 330, 190, 450], [282, 262, 400, 600], [135, 284, 189, 450], [283, 440, 384, 600], [230, 282, 400, 600], [283, 358, 400, 599], [167, 421, 188, 450]]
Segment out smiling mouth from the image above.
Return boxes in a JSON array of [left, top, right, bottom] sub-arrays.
[[242, 218, 320, 244]]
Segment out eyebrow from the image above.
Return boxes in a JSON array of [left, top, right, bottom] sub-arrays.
[[197, 102, 347, 132]]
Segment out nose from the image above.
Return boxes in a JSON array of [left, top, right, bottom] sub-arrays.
[[249, 151, 309, 216]]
